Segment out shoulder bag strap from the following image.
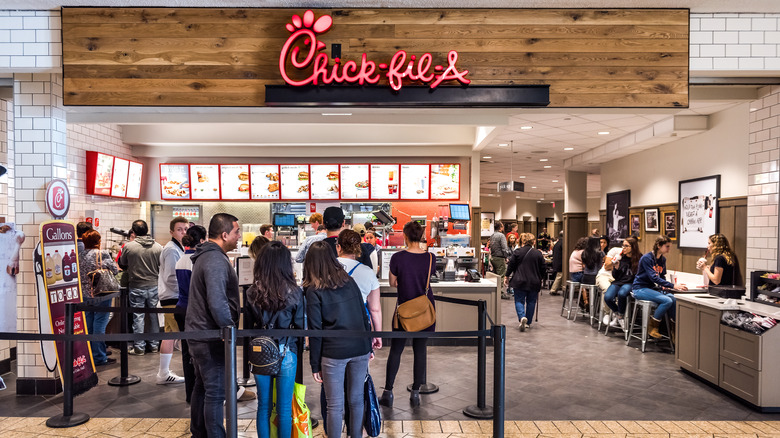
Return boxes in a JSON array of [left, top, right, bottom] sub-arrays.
[[425, 253, 433, 293], [347, 262, 361, 276]]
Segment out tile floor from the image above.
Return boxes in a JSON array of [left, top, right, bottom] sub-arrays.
[[1, 291, 780, 429]]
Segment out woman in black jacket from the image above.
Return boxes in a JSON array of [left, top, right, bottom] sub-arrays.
[[247, 241, 305, 438], [304, 241, 372, 438], [505, 233, 546, 332]]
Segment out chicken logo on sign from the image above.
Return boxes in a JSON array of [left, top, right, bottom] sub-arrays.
[[279, 10, 470, 91]]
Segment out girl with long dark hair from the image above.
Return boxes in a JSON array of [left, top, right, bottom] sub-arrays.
[[698, 233, 741, 286], [581, 236, 604, 285], [603, 237, 640, 329]]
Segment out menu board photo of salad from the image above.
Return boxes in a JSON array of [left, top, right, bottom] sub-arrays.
[[111, 158, 130, 198], [160, 164, 191, 200], [430, 164, 460, 200], [220, 164, 250, 200], [190, 164, 221, 200], [250, 164, 280, 200], [280, 164, 310, 200], [310, 164, 340, 200], [340, 164, 370, 200], [370, 164, 400, 200], [126, 161, 144, 199], [93, 152, 114, 196], [400, 164, 430, 199]]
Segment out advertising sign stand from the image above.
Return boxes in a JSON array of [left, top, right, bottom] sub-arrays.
[[108, 288, 141, 387], [46, 303, 90, 428]]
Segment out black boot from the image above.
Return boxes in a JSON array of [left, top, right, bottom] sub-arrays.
[[410, 389, 420, 407], [378, 389, 393, 407]]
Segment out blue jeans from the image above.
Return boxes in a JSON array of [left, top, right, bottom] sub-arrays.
[[255, 351, 297, 438], [321, 353, 370, 438], [632, 287, 676, 320], [85, 299, 111, 364], [189, 341, 226, 438], [513, 289, 539, 324], [604, 283, 632, 315], [570, 272, 583, 283], [129, 286, 159, 350]]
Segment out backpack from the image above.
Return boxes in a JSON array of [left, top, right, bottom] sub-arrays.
[[248, 310, 289, 376]]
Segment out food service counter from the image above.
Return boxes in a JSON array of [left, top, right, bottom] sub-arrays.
[[675, 294, 780, 411], [378, 275, 500, 338]]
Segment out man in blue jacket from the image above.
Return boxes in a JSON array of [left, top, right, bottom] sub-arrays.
[[186, 213, 241, 438]]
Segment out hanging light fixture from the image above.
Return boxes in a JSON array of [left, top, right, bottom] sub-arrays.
[[497, 140, 524, 193]]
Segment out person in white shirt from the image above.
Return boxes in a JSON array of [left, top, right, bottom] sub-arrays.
[[295, 213, 326, 263], [336, 229, 382, 345], [157, 216, 188, 384]]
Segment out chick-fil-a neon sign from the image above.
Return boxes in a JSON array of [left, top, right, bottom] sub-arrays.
[[279, 10, 470, 91]]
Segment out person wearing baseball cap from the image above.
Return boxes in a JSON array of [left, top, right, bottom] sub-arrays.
[[321, 206, 345, 257]]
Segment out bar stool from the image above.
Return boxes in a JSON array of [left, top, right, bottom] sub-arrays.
[[580, 284, 599, 327], [560, 281, 580, 320], [625, 295, 674, 353], [605, 294, 631, 340]]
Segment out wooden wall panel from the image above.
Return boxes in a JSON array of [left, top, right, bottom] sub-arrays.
[[62, 7, 688, 108]]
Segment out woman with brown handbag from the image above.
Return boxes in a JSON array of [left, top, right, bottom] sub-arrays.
[[379, 221, 436, 409]]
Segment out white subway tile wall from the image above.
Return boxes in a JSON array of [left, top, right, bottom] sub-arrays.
[[0, 10, 60, 73], [691, 13, 780, 72]]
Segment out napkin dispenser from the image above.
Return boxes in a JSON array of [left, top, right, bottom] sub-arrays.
[[708, 285, 745, 299]]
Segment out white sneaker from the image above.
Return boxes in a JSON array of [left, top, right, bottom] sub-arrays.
[[602, 314, 611, 326], [157, 371, 185, 385], [519, 317, 528, 332], [618, 317, 626, 330], [609, 317, 621, 328]]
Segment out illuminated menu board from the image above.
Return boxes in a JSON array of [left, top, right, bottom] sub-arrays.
[[280, 164, 310, 200], [111, 158, 130, 198], [430, 164, 460, 200], [310, 164, 340, 200], [400, 164, 430, 200], [160, 164, 191, 200], [250, 164, 280, 200], [370, 164, 400, 200], [90, 152, 114, 196], [340, 164, 370, 200], [220, 164, 250, 200], [190, 164, 221, 200], [126, 161, 144, 199]]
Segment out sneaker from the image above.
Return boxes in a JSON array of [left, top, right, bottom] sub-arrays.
[[150, 346, 159, 353], [519, 317, 528, 332], [602, 314, 611, 326], [238, 388, 257, 402], [128, 347, 145, 356], [618, 317, 626, 330], [501, 293, 512, 300], [96, 357, 117, 366], [157, 371, 185, 385], [609, 317, 621, 328]]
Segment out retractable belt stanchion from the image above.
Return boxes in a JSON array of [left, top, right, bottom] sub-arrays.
[[463, 300, 492, 418], [237, 287, 255, 387], [224, 326, 238, 438], [47, 303, 90, 428], [109, 287, 140, 386], [491, 325, 506, 438]]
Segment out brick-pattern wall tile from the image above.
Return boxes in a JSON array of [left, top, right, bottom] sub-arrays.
[[691, 13, 780, 72], [0, 10, 60, 73]]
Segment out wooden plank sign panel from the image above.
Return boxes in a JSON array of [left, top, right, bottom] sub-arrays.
[[62, 8, 688, 108]]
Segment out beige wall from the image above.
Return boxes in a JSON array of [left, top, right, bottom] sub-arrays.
[[587, 197, 601, 221], [479, 196, 544, 221]]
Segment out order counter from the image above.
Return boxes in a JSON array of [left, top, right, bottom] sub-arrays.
[[378, 274, 500, 339], [676, 294, 780, 411]]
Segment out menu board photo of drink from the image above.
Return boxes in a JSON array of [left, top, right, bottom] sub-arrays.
[[160, 164, 190, 200], [400, 164, 430, 199], [250, 164, 280, 200], [111, 158, 130, 198], [126, 161, 143, 199], [280, 164, 310, 200], [310, 164, 340, 200], [370, 164, 399, 200], [430, 164, 460, 200], [340, 164, 370, 200], [190, 164, 221, 200], [220, 164, 250, 200], [92, 152, 114, 196]]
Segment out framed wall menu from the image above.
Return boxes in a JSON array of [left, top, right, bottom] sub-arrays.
[[86, 152, 114, 196], [126, 161, 144, 199], [280, 164, 310, 200], [111, 157, 129, 198], [190, 164, 221, 200], [400, 164, 430, 199], [310, 164, 340, 200], [250, 164, 280, 200], [430, 164, 460, 200], [159, 164, 190, 200], [370, 164, 399, 200], [340, 164, 370, 200], [220, 164, 250, 200]]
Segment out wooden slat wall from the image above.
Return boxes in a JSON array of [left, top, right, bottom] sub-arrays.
[[62, 8, 689, 108]]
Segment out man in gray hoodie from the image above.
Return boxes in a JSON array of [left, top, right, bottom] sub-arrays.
[[118, 219, 163, 355], [186, 213, 241, 438]]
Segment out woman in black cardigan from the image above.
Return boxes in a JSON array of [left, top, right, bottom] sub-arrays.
[[505, 233, 546, 332]]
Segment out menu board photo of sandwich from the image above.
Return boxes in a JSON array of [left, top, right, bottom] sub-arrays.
[[126, 161, 143, 199], [280, 164, 310, 200], [430, 164, 460, 200], [310, 164, 340, 200], [250, 164, 280, 200], [220, 164, 250, 200], [190, 164, 221, 200], [340, 164, 370, 200], [370, 164, 400, 200], [111, 158, 130, 198], [400, 164, 430, 199], [160, 164, 191, 200], [94, 153, 114, 196]]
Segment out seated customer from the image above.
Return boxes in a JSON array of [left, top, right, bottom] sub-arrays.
[[632, 236, 687, 339], [568, 237, 588, 283], [603, 237, 640, 329], [698, 233, 741, 286]]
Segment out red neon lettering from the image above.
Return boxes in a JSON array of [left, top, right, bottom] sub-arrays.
[[430, 51, 471, 88]]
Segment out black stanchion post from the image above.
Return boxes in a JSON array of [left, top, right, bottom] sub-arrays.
[[237, 287, 255, 387], [492, 325, 506, 438], [463, 300, 493, 418], [224, 326, 238, 438], [109, 287, 140, 386], [47, 303, 90, 428]]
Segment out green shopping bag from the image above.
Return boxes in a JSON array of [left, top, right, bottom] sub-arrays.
[[270, 382, 312, 438]]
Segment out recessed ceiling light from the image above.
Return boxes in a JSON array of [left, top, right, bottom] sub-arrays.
[[750, 108, 758, 112], [544, 165, 552, 168], [557, 189, 563, 192], [321, 112, 352, 116], [539, 158, 548, 162], [552, 180, 558, 183], [520, 126, 533, 130], [518, 176, 526, 179], [564, 147, 574, 151], [482, 156, 492, 159], [531, 186, 537, 189], [598, 131, 610, 135], [498, 143, 509, 147]]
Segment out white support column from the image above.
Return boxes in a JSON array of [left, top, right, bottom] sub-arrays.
[[565, 170, 587, 213]]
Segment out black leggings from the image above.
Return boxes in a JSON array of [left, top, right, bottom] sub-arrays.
[[384, 337, 427, 391], [174, 311, 195, 403]]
